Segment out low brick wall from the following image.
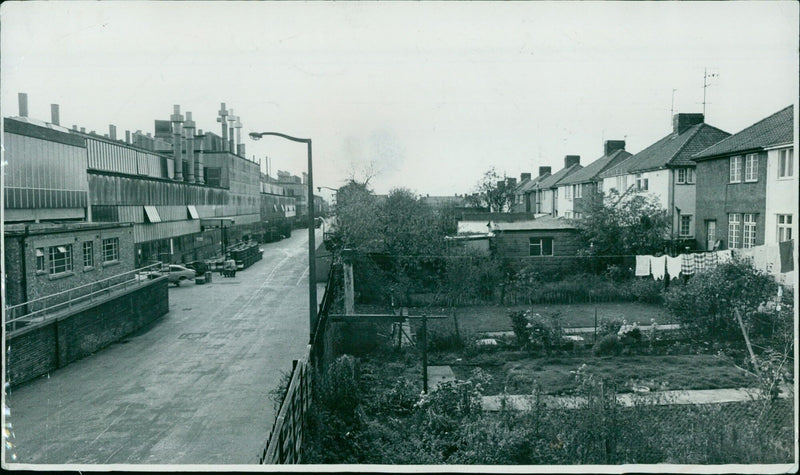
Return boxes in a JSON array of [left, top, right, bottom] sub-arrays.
[[5, 278, 169, 387]]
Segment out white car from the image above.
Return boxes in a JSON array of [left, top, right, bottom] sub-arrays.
[[163, 264, 196, 286]]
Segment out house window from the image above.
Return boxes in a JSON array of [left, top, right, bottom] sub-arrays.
[[573, 184, 582, 199], [779, 149, 793, 178], [676, 168, 694, 184], [565, 186, 571, 200], [777, 214, 793, 242], [103, 238, 119, 263], [529, 237, 553, 256], [597, 181, 603, 193], [574, 212, 582, 219], [728, 214, 741, 249], [744, 154, 758, 182], [83, 241, 94, 268], [636, 174, 649, 191], [35, 248, 45, 272], [743, 214, 757, 248], [730, 156, 742, 182], [679, 215, 692, 237], [48, 245, 73, 275]]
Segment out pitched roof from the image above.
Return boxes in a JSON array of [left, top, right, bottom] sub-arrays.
[[515, 173, 550, 193], [599, 123, 730, 178], [559, 149, 632, 185], [534, 163, 582, 189], [693, 105, 794, 160]]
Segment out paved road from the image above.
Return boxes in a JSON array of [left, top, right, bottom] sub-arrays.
[[5, 229, 321, 465]]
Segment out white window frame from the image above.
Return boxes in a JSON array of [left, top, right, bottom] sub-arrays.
[[677, 168, 686, 184], [565, 186, 572, 200], [777, 214, 793, 242], [728, 214, 741, 249], [679, 215, 692, 237], [744, 153, 758, 182], [83, 241, 94, 269], [48, 245, 73, 275], [778, 149, 794, 178], [743, 213, 757, 248], [102, 237, 120, 263], [730, 156, 742, 183]]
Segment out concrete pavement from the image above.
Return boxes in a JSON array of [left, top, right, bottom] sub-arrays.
[[5, 229, 321, 465]]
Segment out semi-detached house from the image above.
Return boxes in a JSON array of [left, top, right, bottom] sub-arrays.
[[512, 167, 552, 213], [691, 105, 794, 252], [556, 140, 631, 219], [598, 113, 730, 245], [531, 155, 582, 216]]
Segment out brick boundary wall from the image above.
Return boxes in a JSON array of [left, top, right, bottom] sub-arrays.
[[5, 278, 169, 387]]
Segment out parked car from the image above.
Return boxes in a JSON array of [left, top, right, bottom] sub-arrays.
[[162, 264, 196, 286]]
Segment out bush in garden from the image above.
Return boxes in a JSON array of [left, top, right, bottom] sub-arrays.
[[508, 310, 564, 352], [663, 259, 778, 341], [593, 334, 622, 356], [628, 277, 664, 304], [598, 317, 624, 336], [319, 354, 361, 419], [509, 310, 531, 347]]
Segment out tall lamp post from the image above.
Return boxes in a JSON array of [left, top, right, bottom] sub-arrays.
[[249, 131, 316, 342]]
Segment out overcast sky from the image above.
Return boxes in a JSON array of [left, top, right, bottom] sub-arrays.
[[2, 1, 797, 201]]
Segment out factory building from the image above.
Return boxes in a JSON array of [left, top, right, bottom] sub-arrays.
[[3, 94, 306, 304]]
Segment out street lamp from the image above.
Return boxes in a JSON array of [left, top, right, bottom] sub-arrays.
[[249, 131, 317, 342]]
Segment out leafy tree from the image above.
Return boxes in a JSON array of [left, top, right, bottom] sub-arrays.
[[329, 179, 382, 252], [575, 188, 670, 258], [468, 168, 516, 212]]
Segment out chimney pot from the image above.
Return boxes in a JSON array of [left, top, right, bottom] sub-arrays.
[[538, 166, 552, 177], [564, 155, 580, 168], [72, 125, 78, 131], [18, 93, 28, 117], [109, 124, 117, 140], [50, 104, 60, 125], [80, 127, 86, 133], [521, 172, 532, 181], [673, 113, 704, 134], [604, 140, 625, 156]]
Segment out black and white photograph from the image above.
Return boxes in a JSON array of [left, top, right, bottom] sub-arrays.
[[1, 1, 798, 472]]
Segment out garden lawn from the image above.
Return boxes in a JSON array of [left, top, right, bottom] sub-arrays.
[[415, 302, 672, 336], [448, 353, 757, 396]]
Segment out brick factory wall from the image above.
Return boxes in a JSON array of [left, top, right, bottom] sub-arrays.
[[5, 278, 169, 387]]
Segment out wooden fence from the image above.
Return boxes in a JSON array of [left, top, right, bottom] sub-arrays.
[[258, 263, 340, 464]]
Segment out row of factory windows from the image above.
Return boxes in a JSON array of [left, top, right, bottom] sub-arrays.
[[35, 238, 119, 276]]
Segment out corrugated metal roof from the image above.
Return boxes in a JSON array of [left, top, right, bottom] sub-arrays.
[[693, 105, 794, 160], [560, 149, 632, 185]]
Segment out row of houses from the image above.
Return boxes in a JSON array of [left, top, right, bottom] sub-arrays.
[[2, 93, 328, 310], [457, 106, 795, 279]]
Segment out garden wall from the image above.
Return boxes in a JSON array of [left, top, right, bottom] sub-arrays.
[[5, 277, 169, 387]]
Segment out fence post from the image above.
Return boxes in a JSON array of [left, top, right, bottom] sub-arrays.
[[421, 313, 428, 393]]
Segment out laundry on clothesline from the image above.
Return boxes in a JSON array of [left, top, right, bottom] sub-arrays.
[[635, 255, 652, 277]]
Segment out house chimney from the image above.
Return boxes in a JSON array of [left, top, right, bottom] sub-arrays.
[[50, 104, 60, 125], [521, 172, 532, 181], [72, 125, 78, 131], [538, 166, 551, 177], [673, 113, 704, 134], [80, 127, 86, 133], [171, 105, 184, 181], [109, 124, 117, 140], [507, 177, 517, 187], [18, 93, 29, 117], [564, 155, 580, 168], [604, 140, 625, 156]]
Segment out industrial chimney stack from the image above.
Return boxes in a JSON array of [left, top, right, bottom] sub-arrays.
[[50, 104, 60, 125], [171, 105, 185, 181], [18, 93, 28, 117], [184, 111, 196, 183]]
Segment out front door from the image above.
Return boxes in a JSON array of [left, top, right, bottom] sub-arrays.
[[706, 220, 716, 250]]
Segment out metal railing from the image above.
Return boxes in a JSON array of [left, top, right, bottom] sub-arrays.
[[4, 263, 165, 333]]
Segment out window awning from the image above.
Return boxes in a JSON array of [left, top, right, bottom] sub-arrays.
[[144, 206, 161, 223], [187, 205, 199, 220]]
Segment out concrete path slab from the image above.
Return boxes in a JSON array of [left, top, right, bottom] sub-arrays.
[[427, 366, 456, 391], [482, 384, 793, 411]]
